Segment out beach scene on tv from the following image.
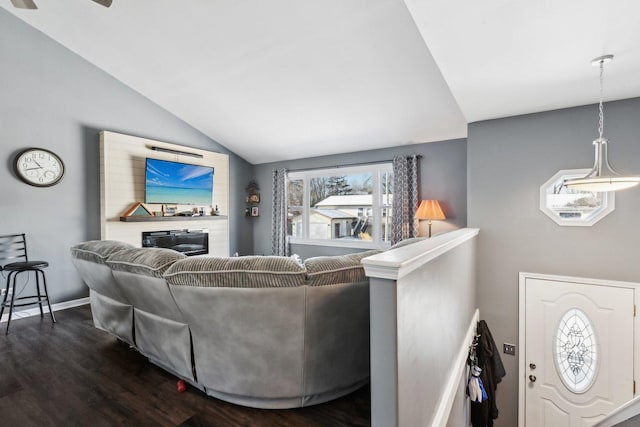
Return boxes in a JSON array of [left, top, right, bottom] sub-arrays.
[[145, 158, 214, 205]]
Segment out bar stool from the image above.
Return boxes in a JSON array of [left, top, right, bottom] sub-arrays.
[[0, 233, 56, 334]]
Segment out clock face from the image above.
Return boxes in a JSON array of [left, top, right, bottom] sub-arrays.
[[14, 148, 65, 187]]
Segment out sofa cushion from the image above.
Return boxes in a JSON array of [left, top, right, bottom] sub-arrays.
[[107, 248, 186, 278], [304, 250, 381, 287], [164, 256, 307, 288], [70, 240, 135, 265]]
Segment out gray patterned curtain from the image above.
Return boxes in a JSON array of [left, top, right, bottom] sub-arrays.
[[391, 155, 419, 245], [271, 168, 289, 256]]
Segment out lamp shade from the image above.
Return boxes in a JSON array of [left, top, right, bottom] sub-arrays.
[[415, 200, 445, 220]]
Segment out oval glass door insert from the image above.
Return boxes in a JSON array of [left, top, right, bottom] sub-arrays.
[[554, 308, 598, 393]]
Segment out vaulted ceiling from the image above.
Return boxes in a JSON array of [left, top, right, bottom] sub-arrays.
[[2, 0, 640, 164]]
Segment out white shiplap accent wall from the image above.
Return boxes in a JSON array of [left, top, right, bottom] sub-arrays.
[[100, 131, 230, 256]]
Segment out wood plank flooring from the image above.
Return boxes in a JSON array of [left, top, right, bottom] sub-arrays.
[[0, 305, 370, 426]]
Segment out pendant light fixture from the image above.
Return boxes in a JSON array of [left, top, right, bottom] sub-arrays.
[[564, 55, 640, 192]]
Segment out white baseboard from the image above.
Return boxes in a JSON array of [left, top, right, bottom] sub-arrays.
[[431, 308, 480, 427], [0, 296, 90, 323]]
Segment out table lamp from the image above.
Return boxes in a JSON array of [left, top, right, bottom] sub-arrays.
[[415, 200, 445, 237]]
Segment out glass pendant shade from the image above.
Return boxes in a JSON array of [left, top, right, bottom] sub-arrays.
[[564, 138, 640, 192]]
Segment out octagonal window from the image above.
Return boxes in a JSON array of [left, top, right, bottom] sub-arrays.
[[540, 169, 614, 226]]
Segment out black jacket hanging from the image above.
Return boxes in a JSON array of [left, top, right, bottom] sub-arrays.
[[470, 320, 506, 427]]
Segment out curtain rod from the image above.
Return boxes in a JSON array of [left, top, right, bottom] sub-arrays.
[[286, 155, 422, 173]]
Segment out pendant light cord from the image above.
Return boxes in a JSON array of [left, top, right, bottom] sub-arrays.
[[598, 59, 605, 140]]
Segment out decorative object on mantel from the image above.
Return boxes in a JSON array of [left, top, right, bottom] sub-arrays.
[[415, 199, 446, 237], [162, 204, 178, 216], [122, 202, 153, 218], [564, 55, 640, 192]]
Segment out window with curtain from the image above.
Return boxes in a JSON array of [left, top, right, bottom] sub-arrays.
[[287, 163, 393, 248]]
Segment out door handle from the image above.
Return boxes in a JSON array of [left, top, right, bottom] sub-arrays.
[[529, 375, 537, 382], [529, 363, 536, 370]]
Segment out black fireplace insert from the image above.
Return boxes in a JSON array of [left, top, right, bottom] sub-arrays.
[[142, 229, 209, 256]]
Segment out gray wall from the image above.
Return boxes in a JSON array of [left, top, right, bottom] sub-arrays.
[[252, 139, 467, 257], [468, 97, 640, 426], [0, 9, 253, 303]]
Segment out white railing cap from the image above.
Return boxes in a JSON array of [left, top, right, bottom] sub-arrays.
[[362, 228, 479, 281]]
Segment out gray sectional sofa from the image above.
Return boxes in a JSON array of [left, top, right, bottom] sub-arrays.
[[70, 240, 378, 409]]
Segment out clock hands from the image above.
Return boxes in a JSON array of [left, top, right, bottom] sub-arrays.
[[23, 159, 44, 171]]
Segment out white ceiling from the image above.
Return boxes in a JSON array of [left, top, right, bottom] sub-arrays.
[[404, 0, 640, 123], [2, 0, 640, 164]]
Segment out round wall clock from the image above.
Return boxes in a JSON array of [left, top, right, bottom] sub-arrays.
[[13, 148, 65, 187]]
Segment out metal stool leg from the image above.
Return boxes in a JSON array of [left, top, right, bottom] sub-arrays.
[[0, 273, 11, 322], [39, 269, 56, 324], [35, 270, 44, 317], [6, 272, 18, 334]]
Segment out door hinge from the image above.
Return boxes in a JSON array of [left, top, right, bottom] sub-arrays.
[[635, 305, 637, 317], [634, 380, 636, 395]]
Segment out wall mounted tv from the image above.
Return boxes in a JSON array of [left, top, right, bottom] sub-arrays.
[[145, 158, 214, 205]]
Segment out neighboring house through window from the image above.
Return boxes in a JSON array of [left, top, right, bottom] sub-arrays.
[[288, 163, 393, 248]]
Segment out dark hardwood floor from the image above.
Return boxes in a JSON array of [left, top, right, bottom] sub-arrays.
[[0, 305, 370, 426]]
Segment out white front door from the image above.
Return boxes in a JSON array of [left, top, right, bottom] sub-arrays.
[[523, 277, 634, 426]]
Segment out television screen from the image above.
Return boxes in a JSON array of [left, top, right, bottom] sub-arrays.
[[145, 158, 214, 205]]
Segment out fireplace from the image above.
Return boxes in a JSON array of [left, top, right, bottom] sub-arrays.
[[142, 229, 209, 256]]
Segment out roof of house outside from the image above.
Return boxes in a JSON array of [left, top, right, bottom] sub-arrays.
[[315, 194, 393, 207], [310, 209, 357, 219], [316, 195, 371, 207], [292, 208, 357, 221]]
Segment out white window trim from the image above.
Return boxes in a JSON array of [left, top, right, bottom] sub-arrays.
[[539, 168, 615, 226], [289, 237, 390, 250], [288, 163, 393, 249]]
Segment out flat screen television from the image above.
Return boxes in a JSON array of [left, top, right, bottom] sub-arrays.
[[145, 158, 214, 205]]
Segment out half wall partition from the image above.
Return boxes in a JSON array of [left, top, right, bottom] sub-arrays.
[[362, 228, 479, 426]]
